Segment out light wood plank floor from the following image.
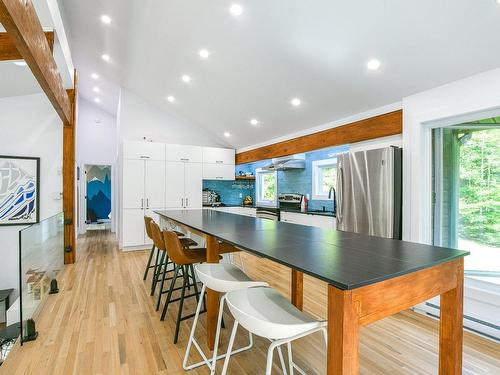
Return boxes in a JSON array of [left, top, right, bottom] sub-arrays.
[[2, 230, 499, 374]]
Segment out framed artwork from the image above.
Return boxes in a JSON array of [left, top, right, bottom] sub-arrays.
[[0, 155, 40, 226]]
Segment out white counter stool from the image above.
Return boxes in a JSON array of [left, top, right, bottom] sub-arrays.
[[221, 287, 327, 375], [183, 263, 268, 373]]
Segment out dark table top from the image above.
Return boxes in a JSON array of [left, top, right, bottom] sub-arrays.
[[156, 209, 468, 290], [0, 289, 13, 302]]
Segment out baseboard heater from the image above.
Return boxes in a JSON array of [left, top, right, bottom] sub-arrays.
[[422, 302, 500, 342]]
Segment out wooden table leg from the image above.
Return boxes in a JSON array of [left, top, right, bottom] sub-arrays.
[[291, 269, 303, 311], [206, 235, 220, 351], [439, 258, 464, 375], [327, 285, 359, 375]]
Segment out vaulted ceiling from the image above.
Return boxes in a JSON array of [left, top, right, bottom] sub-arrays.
[[57, 0, 500, 149]]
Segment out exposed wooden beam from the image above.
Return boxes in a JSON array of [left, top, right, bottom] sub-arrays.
[[0, 0, 71, 124], [236, 110, 403, 164], [0, 31, 54, 60], [63, 70, 77, 264]]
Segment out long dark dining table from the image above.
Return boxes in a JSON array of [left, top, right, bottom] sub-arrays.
[[156, 209, 469, 375]]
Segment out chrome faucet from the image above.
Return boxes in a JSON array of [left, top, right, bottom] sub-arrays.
[[328, 186, 336, 212]]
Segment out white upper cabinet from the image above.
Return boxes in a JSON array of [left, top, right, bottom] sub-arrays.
[[123, 141, 165, 160], [165, 161, 186, 208], [144, 160, 166, 208], [184, 163, 203, 208], [202, 163, 235, 180], [202, 147, 235, 165], [165, 144, 203, 163], [122, 159, 145, 209]]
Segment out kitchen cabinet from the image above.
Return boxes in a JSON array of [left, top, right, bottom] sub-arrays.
[[166, 144, 203, 163], [280, 211, 336, 229], [165, 161, 202, 209], [202, 163, 235, 180], [202, 147, 235, 165], [121, 141, 234, 249], [123, 141, 165, 160]]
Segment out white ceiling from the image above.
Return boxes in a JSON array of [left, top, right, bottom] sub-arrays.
[[57, 0, 500, 149]]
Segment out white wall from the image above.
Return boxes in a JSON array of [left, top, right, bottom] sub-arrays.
[[118, 88, 228, 147], [0, 93, 62, 306], [76, 98, 118, 234], [402, 67, 500, 339]]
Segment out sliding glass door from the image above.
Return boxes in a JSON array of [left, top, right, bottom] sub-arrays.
[[432, 117, 500, 338]]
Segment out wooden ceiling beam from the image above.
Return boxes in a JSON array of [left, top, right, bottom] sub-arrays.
[[0, 0, 71, 124], [236, 110, 403, 164], [0, 31, 54, 61]]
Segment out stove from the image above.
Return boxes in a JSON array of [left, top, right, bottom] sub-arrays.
[[278, 193, 303, 210]]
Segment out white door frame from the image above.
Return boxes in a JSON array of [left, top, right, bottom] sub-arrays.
[[402, 68, 500, 339], [78, 161, 116, 235]]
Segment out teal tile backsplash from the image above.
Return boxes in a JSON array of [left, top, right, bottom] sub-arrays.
[[203, 144, 349, 209]]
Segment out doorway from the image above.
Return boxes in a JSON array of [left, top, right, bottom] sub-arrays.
[[85, 165, 112, 231]]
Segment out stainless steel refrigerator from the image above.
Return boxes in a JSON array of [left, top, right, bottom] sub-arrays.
[[336, 146, 402, 239]]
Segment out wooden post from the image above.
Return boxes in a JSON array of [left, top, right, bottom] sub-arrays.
[[291, 269, 304, 310], [206, 235, 220, 350], [327, 285, 359, 375], [0, 0, 71, 124], [63, 72, 77, 264], [439, 258, 464, 374]]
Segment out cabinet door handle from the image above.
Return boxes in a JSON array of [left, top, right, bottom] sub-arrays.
[[181, 198, 184, 207], [180, 158, 189, 162], [216, 160, 223, 164], [146, 198, 149, 208], [140, 155, 150, 159], [141, 198, 144, 209], [186, 198, 189, 207]]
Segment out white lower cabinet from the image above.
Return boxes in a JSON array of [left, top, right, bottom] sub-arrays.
[[280, 211, 336, 229], [122, 209, 147, 247]]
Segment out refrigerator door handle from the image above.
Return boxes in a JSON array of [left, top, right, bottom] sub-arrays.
[[337, 165, 344, 224]]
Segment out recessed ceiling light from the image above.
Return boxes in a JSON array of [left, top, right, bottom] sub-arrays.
[[101, 15, 111, 24], [229, 4, 243, 16], [91, 73, 99, 79], [167, 96, 176, 103], [366, 59, 381, 71], [93, 87, 100, 93], [181, 75, 191, 83], [101, 54, 110, 62], [13, 61, 27, 66], [250, 119, 259, 126], [224, 132, 231, 138], [198, 49, 210, 59], [94, 98, 101, 103], [291, 98, 301, 107]]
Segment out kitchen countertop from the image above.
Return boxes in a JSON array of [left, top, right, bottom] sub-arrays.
[[156, 209, 468, 290]]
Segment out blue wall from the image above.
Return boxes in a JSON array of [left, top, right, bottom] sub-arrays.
[[204, 145, 349, 208]]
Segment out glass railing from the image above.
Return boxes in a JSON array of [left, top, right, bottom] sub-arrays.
[[18, 212, 64, 343]]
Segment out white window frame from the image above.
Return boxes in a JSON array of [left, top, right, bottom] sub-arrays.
[[255, 168, 277, 207], [312, 158, 337, 200]]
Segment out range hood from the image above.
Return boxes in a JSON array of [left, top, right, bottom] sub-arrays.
[[262, 154, 306, 171]]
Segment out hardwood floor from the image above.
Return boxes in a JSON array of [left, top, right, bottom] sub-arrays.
[[2, 230, 499, 374]]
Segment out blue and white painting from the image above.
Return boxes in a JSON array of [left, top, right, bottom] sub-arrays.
[[0, 156, 40, 225], [86, 165, 111, 223]]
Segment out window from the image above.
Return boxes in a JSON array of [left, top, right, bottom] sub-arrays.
[[256, 168, 277, 206], [312, 159, 337, 200]]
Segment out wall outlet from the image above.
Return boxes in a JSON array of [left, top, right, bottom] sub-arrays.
[[239, 193, 243, 198]]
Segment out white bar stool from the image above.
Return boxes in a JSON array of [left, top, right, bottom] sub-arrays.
[[221, 287, 327, 375], [183, 263, 268, 373]]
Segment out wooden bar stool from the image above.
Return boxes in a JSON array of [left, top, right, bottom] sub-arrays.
[[149, 222, 198, 311], [143, 216, 163, 281], [160, 230, 211, 344]]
